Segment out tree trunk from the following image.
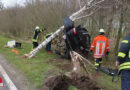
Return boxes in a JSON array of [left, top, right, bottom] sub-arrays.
[[114, 1, 124, 55], [106, 7, 115, 37]]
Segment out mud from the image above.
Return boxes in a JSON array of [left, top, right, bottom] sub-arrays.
[[42, 73, 101, 90], [47, 59, 73, 72]]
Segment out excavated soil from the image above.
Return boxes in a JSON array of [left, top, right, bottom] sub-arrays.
[[42, 73, 101, 90], [47, 59, 73, 72]]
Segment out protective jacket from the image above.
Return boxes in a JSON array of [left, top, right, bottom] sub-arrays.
[[90, 35, 109, 58], [117, 34, 130, 72], [32, 29, 42, 42], [44, 33, 52, 39]]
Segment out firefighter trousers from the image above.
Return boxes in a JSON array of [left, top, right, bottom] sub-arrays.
[[121, 70, 130, 90], [95, 58, 102, 68], [46, 42, 51, 51], [33, 42, 38, 49]]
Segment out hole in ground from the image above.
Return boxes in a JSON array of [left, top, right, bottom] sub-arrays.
[[43, 73, 101, 90]]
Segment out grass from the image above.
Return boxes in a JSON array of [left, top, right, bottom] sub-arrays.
[[0, 35, 59, 88], [82, 63, 120, 90], [0, 35, 121, 90], [96, 71, 121, 90], [68, 86, 77, 90]]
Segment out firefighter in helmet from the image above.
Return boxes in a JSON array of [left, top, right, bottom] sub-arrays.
[[32, 26, 43, 49], [90, 29, 110, 71]]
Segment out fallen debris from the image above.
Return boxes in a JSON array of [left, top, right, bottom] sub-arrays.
[[42, 72, 101, 90], [42, 51, 102, 90], [4, 45, 9, 48]]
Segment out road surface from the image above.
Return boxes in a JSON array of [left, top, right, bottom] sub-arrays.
[[0, 54, 35, 90]]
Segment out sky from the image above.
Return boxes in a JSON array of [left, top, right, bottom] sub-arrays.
[[1, 0, 26, 7]]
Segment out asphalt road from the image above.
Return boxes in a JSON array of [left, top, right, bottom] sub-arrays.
[[0, 54, 35, 90]]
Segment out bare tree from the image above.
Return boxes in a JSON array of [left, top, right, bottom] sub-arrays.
[[0, 0, 3, 10], [114, 0, 127, 55]]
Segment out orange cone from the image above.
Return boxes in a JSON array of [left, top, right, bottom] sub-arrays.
[[0, 77, 3, 87]]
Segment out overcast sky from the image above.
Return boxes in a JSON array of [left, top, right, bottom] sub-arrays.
[[1, 0, 26, 7]]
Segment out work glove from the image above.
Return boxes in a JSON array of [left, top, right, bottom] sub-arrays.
[[106, 51, 109, 55], [115, 61, 120, 69]]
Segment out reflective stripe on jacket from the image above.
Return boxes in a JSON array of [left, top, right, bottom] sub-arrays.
[[117, 34, 130, 72], [32, 29, 42, 42], [90, 35, 109, 58], [44, 33, 52, 40]]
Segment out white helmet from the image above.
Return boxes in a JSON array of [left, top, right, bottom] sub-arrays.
[[35, 26, 40, 30], [99, 28, 105, 33]]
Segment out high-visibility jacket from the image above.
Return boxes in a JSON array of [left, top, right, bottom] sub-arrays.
[[117, 34, 130, 73], [44, 33, 52, 39], [32, 29, 42, 42], [44, 33, 53, 44], [90, 35, 109, 58]]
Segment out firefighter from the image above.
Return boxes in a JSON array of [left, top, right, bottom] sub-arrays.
[[90, 29, 109, 71], [45, 32, 53, 54], [115, 32, 130, 90], [32, 26, 43, 49]]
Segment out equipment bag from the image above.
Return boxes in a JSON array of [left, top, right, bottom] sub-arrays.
[[100, 67, 119, 82], [15, 42, 22, 48], [100, 67, 118, 76]]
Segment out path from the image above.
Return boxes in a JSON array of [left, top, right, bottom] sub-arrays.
[[0, 54, 35, 90]]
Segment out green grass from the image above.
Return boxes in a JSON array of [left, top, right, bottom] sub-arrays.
[[68, 86, 77, 90], [87, 60, 121, 90], [0, 35, 121, 90], [97, 72, 121, 90], [0, 35, 59, 88]]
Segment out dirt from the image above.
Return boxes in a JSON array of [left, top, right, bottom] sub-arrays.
[[92, 72, 104, 79], [0, 54, 35, 90], [47, 58, 73, 72], [42, 72, 102, 90], [43, 57, 103, 90]]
